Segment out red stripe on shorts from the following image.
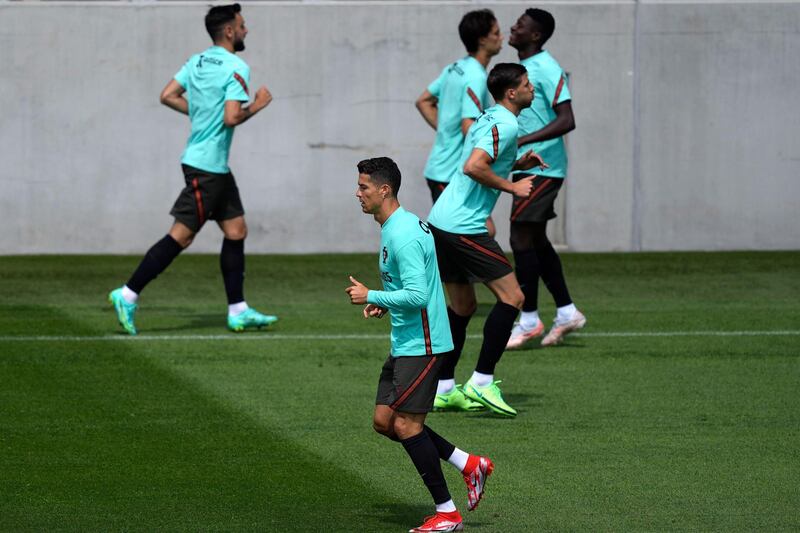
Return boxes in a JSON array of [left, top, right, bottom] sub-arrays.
[[458, 236, 511, 267], [510, 178, 553, 221], [191, 178, 205, 226], [390, 356, 438, 411]]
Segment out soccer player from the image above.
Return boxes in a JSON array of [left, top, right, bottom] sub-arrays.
[[108, 4, 277, 335], [427, 63, 546, 417], [506, 8, 585, 349], [347, 157, 494, 532], [416, 9, 502, 205]]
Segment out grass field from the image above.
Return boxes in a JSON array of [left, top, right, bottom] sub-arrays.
[[1, 252, 798, 532]]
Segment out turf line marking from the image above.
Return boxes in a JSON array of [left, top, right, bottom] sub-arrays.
[[0, 331, 799, 342]]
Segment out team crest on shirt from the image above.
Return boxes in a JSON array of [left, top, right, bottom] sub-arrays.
[[382, 246, 388, 264]]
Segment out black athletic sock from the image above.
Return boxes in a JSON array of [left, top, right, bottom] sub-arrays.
[[437, 307, 472, 380], [424, 425, 456, 461], [400, 431, 452, 505], [536, 240, 572, 308], [220, 238, 245, 305], [475, 302, 519, 375], [513, 249, 540, 313], [126, 235, 184, 294]]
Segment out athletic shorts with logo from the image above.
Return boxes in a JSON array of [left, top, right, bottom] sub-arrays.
[[170, 164, 245, 232], [509, 174, 564, 223], [428, 224, 513, 284], [426, 179, 448, 204], [376, 354, 444, 413]]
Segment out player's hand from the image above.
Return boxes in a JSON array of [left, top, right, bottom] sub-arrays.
[[514, 149, 548, 171], [363, 304, 387, 319], [511, 176, 535, 198], [345, 275, 369, 305], [254, 86, 272, 110]]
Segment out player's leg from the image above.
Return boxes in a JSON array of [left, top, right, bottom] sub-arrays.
[[461, 272, 522, 417], [507, 221, 545, 349], [215, 172, 277, 332], [109, 221, 193, 335], [530, 221, 585, 345], [434, 283, 483, 412]]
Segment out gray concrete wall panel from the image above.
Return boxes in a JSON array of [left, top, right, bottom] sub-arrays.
[[1, 1, 798, 254]]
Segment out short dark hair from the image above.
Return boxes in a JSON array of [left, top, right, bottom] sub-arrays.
[[487, 63, 528, 101], [357, 157, 402, 197], [205, 3, 241, 42], [524, 8, 555, 45], [458, 9, 497, 54]]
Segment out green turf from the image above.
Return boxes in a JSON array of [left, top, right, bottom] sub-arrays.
[[1, 252, 798, 531]]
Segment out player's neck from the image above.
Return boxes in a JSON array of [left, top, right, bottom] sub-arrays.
[[498, 99, 523, 117], [214, 40, 236, 54], [471, 50, 493, 69], [374, 201, 400, 226], [517, 44, 543, 61]]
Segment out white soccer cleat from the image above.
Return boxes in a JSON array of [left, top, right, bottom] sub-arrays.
[[506, 320, 545, 349], [541, 310, 586, 347]]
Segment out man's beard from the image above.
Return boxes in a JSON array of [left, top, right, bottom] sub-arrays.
[[234, 39, 245, 52]]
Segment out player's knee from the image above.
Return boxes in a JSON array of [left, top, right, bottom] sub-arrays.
[[373, 417, 392, 437], [225, 227, 247, 240], [452, 299, 477, 317], [177, 234, 194, 248], [501, 288, 525, 310]]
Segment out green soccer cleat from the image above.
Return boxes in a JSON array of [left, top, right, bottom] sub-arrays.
[[227, 308, 278, 332], [108, 287, 138, 336], [463, 380, 517, 417], [433, 385, 485, 412]]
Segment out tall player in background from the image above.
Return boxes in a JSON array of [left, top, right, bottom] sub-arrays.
[[416, 9, 502, 242], [506, 8, 585, 349], [109, 4, 277, 335]]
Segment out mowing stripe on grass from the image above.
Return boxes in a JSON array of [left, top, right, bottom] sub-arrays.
[[1, 330, 799, 342]]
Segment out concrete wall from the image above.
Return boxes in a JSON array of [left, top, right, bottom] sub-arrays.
[[1, 1, 798, 254]]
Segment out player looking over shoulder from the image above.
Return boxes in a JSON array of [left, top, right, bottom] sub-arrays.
[[416, 9, 502, 237], [109, 3, 277, 335], [347, 157, 494, 532]]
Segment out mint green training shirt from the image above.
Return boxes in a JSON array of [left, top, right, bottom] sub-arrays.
[[423, 56, 491, 184], [428, 104, 519, 234], [516, 50, 571, 178], [174, 46, 251, 174], [367, 207, 454, 357]]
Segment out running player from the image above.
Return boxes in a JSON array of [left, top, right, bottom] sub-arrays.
[[427, 64, 546, 417], [416, 9, 502, 205], [506, 8, 585, 349], [347, 157, 494, 532], [109, 4, 277, 335]]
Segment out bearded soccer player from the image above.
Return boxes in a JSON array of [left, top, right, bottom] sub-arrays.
[[347, 157, 494, 532], [427, 64, 547, 417], [506, 8, 585, 349], [109, 4, 277, 335]]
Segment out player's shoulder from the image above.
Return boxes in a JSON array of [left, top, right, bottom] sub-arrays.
[[391, 209, 432, 246]]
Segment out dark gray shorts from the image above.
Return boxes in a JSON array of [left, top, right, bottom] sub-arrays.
[[376, 354, 443, 413], [509, 174, 563, 223], [170, 164, 245, 232], [429, 224, 513, 284]]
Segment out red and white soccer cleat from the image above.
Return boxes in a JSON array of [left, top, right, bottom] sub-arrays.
[[506, 320, 545, 349], [462, 455, 494, 511], [409, 510, 464, 532], [541, 310, 587, 347]]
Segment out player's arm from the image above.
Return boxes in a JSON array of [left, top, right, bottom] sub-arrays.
[[463, 148, 535, 198], [366, 243, 429, 311], [415, 89, 438, 130], [517, 100, 575, 146], [160, 79, 189, 115], [460, 118, 475, 136], [223, 86, 272, 127]]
